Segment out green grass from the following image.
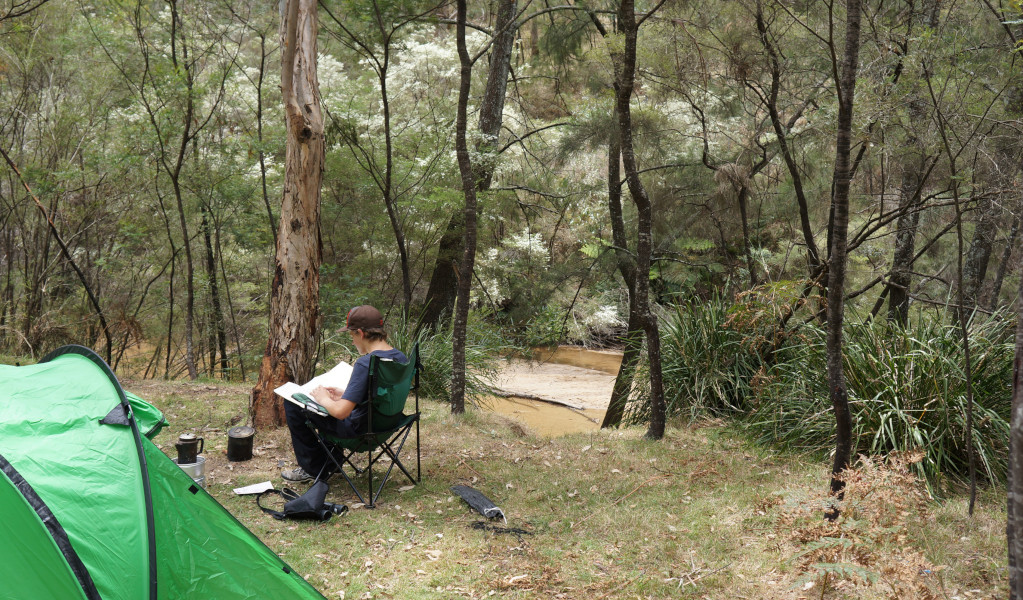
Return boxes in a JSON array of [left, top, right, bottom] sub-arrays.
[[130, 378, 1008, 599]]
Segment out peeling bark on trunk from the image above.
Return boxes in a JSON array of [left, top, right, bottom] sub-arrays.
[[250, 0, 324, 429]]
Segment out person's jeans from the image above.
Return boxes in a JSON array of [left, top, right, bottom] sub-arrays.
[[284, 401, 360, 474]]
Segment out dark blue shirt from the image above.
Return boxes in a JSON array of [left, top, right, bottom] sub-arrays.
[[341, 348, 407, 433]]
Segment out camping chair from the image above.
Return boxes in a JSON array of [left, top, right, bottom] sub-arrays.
[[306, 345, 421, 508]]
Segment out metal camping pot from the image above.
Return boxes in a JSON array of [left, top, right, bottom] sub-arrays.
[[172, 456, 207, 489], [174, 433, 204, 465], [227, 426, 255, 462]]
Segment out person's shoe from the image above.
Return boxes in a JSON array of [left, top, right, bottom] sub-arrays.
[[281, 466, 314, 482]]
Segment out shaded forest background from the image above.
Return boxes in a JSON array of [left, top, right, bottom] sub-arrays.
[[1, 0, 1021, 490]]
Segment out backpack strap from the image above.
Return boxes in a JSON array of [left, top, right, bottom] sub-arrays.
[[256, 488, 300, 521]]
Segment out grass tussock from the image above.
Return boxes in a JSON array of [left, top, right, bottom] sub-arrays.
[[626, 295, 1015, 494], [129, 377, 1007, 599]]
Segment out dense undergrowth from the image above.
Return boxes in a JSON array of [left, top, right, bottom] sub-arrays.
[[623, 294, 1015, 494]]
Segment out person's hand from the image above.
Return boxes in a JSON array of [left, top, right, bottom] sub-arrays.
[[310, 386, 332, 404], [311, 386, 344, 404]]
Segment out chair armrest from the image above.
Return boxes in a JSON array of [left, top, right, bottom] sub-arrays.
[[293, 393, 329, 417]]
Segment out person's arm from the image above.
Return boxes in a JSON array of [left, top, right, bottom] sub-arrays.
[[310, 386, 357, 420]]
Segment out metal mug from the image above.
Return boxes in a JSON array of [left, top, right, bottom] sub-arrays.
[[174, 433, 204, 465]]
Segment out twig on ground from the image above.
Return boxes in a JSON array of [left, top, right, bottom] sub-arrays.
[[612, 474, 674, 506], [595, 572, 645, 600]]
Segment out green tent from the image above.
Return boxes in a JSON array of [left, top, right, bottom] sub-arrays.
[[0, 345, 326, 600]]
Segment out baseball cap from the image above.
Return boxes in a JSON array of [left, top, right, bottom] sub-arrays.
[[339, 305, 385, 332]]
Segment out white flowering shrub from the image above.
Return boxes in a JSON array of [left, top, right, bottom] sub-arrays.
[[475, 229, 550, 307]]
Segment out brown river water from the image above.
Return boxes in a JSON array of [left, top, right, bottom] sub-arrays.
[[486, 346, 623, 437]]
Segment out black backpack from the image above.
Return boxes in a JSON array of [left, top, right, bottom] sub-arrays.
[[257, 481, 348, 521]]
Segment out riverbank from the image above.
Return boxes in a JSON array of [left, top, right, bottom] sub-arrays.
[[486, 347, 621, 436]]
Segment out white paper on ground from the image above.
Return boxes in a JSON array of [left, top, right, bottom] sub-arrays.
[[233, 481, 275, 495]]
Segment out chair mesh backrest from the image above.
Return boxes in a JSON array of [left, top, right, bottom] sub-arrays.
[[368, 345, 418, 418]]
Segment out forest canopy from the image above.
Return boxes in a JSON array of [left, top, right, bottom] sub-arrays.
[[1, 0, 1019, 434]]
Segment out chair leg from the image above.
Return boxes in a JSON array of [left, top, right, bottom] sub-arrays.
[[367, 426, 419, 506], [366, 448, 375, 508], [311, 433, 369, 505]]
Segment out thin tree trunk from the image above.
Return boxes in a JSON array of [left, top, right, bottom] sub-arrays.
[[251, 0, 324, 429], [450, 0, 478, 414], [614, 0, 665, 440], [201, 208, 227, 377], [1007, 274, 1023, 598], [218, 232, 247, 381], [825, 0, 862, 518], [420, 0, 516, 332], [986, 214, 1019, 311], [754, 1, 822, 277], [256, 31, 277, 247], [925, 58, 980, 513], [887, 111, 926, 325], [377, 67, 413, 317], [474, 0, 517, 191], [602, 127, 642, 429], [0, 146, 113, 362], [961, 193, 1000, 311], [165, 0, 199, 380]]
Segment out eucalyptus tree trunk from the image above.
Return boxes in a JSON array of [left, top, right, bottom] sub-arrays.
[[450, 0, 477, 414], [419, 0, 517, 331], [825, 0, 862, 517], [474, 0, 516, 191], [251, 0, 323, 429], [1008, 275, 1023, 599], [613, 0, 665, 440]]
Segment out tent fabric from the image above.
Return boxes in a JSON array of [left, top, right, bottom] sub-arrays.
[[0, 345, 326, 600], [0, 456, 97, 600]]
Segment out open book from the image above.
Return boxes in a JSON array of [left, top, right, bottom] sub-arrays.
[[273, 361, 354, 418]]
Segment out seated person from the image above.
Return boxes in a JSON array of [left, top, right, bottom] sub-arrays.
[[282, 305, 407, 482]]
